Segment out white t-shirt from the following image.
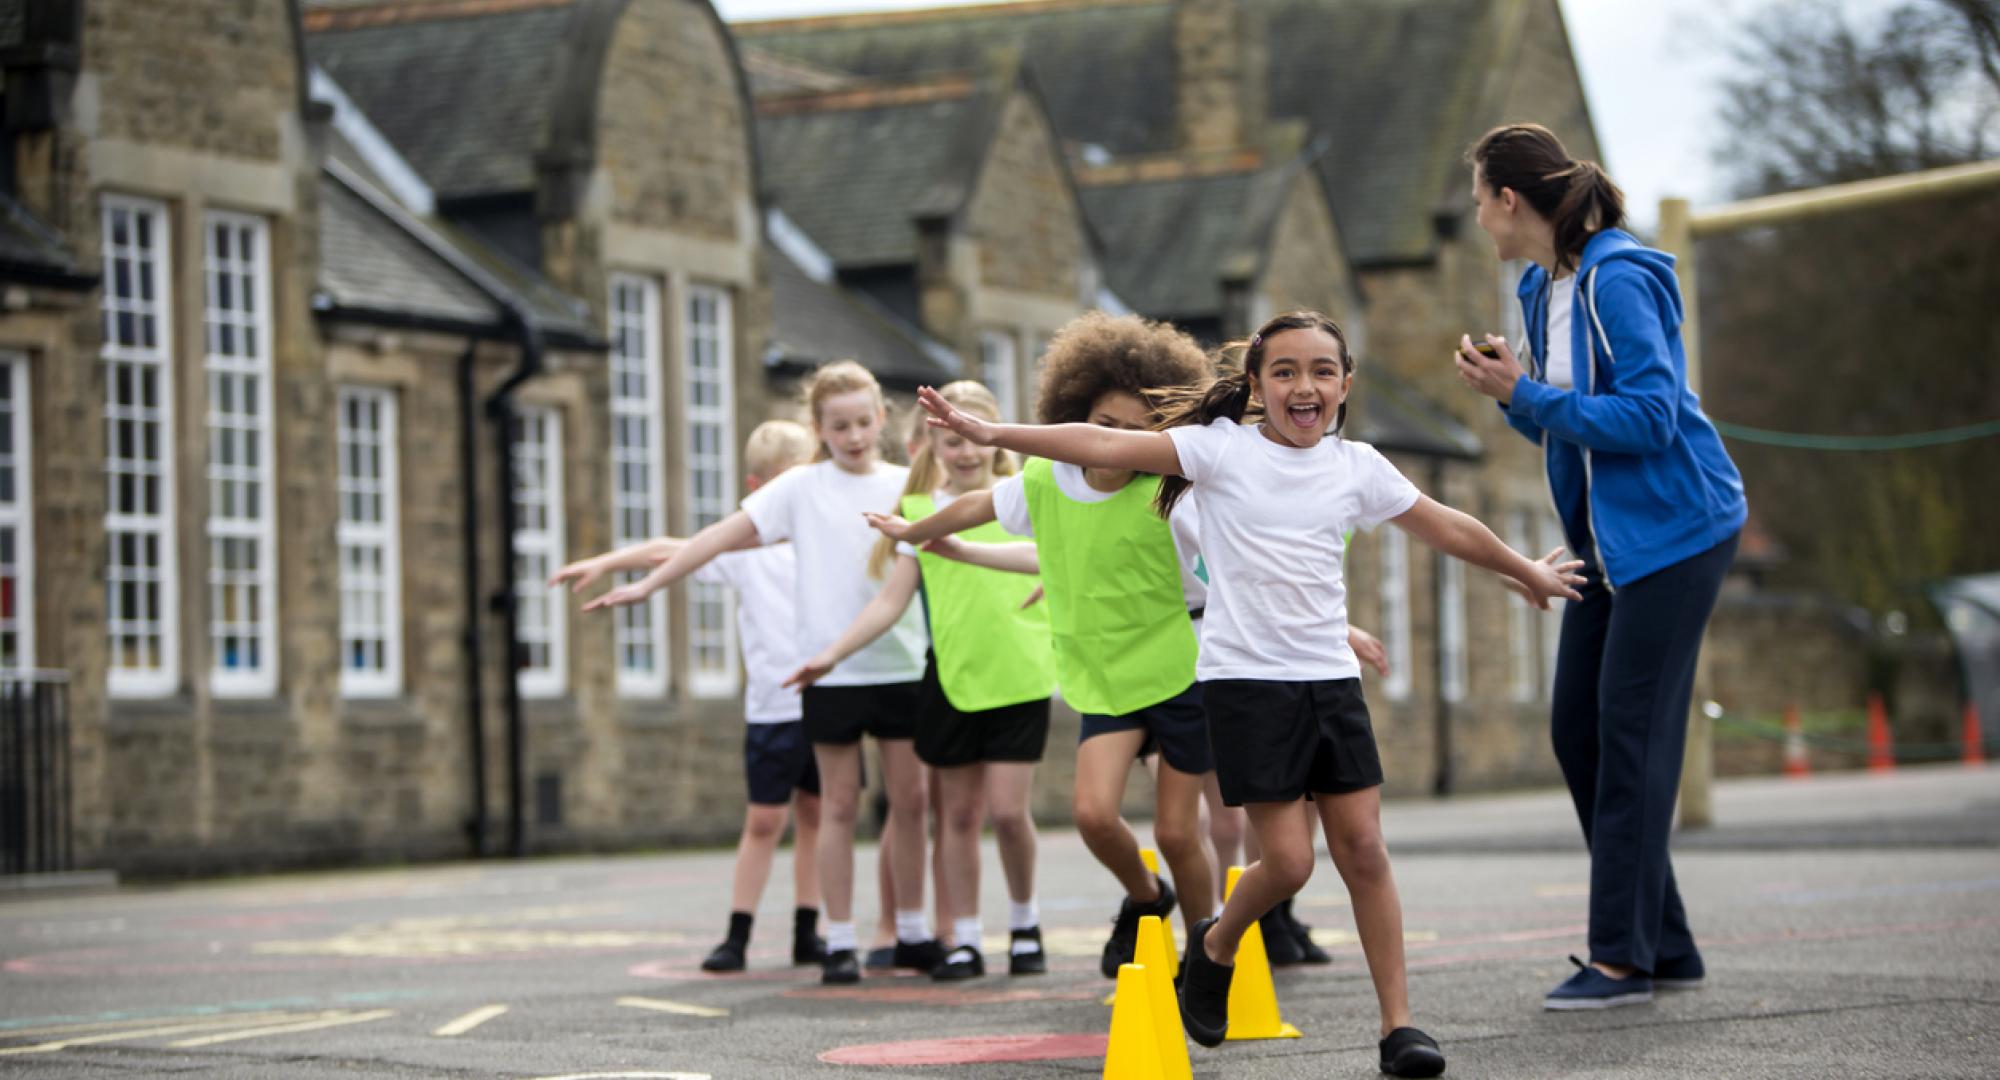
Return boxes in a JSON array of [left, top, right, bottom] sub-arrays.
[[1545, 275, 1576, 389], [692, 545, 800, 723], [1164, 419, 1421, 682], [741, 460, 927, 686], [990, 462, 1207, 610]]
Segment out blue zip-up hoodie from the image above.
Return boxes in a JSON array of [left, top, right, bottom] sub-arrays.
[[1503, 228, 1746, 587]]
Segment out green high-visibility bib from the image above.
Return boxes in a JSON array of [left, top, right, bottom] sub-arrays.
[[1020, 459, 1196, 716], [903, 492, 1055, 711]]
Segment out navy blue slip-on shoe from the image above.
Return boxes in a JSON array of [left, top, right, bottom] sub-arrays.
[[1652, 952, 1705, 989], [1545, 956, 1654, 1010], [863, 944, 897, 970], [1379, 1026, 1447, 1077]]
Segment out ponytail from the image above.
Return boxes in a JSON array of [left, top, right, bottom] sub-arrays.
[[1468, 123, 1626, 275]]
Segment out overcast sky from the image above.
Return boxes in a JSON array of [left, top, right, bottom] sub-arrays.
[[711, 0, 1842, 230]]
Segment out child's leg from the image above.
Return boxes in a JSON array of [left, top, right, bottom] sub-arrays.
[[985, 762, 1039, 907], [791, 791, 822, 909], [811, 742, 865, 926], [871, 814, 897, 950], [930, 769, 952, 941], [935, 763, 988, 937], [1154, 762, 1217, 921], [1203, 798, 1315, 962], [876, 737, 932, 939], [1071, 729, 1158, 899], [1315, 787, 1411, 1036], [1201, 772, 1244, 891], [730, 802, 790, 914]]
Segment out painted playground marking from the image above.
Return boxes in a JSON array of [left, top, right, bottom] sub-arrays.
[[167, 1009, 394, 1048], [527, 1073, 712, 1080], [433, 1004, 509, 1036], [615, 996, 729, 1018], [819, 1033, 1109, 1066], [785, 985, 1100, 1006]]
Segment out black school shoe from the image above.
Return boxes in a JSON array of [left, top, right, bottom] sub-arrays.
[[1008, 927, 1048, 975], [1261, 906, 1306, 966], [1281, 899, 1333, 965], [1100, 875, 1178, 978], [863, 944, 897, 970], [893, 938, 947, 973], [1379, 1026, 1447, 1077], [792, 932, 828, 966], [700, 939, 747, 973], [932, 944, 986, 981], [1177, 917, 1233, 1048], [821, 948, 861, 985]]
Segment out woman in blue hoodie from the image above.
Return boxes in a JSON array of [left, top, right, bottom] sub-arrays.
[[1456, 123, 1747, 1011]]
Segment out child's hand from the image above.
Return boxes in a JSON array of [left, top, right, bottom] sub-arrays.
[[1513, 546, 1586, 610], [1019, 584, 1045, 610], [919, 534, 965, 559], [1501, 548, 1587, 605], [1348, 626, 1390, 677], [782, 654, 837, 691], [581, 580, 653, 612], [548, 556, 606, 593], [863, 511, 916, 541], [917, 385, 998, 445]]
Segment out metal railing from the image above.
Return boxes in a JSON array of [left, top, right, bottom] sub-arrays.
[[0, 671, 72, 875]]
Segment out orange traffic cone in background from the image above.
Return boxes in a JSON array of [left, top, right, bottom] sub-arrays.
[[1782, 704, 1810, 779], [1963, 703, 1986, 767], [1866, 693, 1895, 772]]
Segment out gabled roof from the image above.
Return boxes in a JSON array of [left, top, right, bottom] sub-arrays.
[[765, 242, 957, 389], [0, 192, 94, 291], [755, 76, 1001, 269], [1350, 371, 1483, 460], [736, 0, 1508, 266], [1077, 155, 1294, 320]]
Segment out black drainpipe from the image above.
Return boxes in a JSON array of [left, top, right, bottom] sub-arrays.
[[458, 342, 489, 857], [485, 312, 545, 858], [1431, 457, 1454, 797]]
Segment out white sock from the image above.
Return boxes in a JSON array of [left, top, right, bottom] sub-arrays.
[[1008, 899, 1039, 932], [825, 921, 857, 953], [952, 917, 982, 950], [894, 909, 931, 944]]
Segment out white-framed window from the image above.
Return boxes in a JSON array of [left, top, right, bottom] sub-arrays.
[[0, 354, 33, 671], [1439, 554, 1468, 704], [980, 330, 1020, 422], [608, 273, 669, 697], [1540, 515, 1568, 695], [512, 407, 566, 698], [1378, 528, 1412, 702], [337, 387, 401, 698], [102, 195, 179, 698], [203, 212, 278, 696], [1504, 510, 1540, 703], [685, 284, 737, 697]]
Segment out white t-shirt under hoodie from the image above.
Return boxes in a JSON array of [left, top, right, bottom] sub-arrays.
[[691, 545, 800, 723], [741, 459, 927, 686], [1164, 418, 1421, 682]]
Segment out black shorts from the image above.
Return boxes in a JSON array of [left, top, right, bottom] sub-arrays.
[[744, 720, 821, 806], [801, 680, 922, 745], [914, 653, 1051, 767], [1078, 681, 1212, 776], [1204, 678, 1383, 806]]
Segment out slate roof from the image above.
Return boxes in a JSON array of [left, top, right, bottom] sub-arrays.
[[1349, 370, 1483, 459], [0, 192, 93, 291], [305, 1, 576, 200], [1077, 163, 1294, 320], [736, 0, 1503, 266], [764, 243, 957, 388], [755, 80, 999, 269]]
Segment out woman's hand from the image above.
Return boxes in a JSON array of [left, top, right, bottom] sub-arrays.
[[863, 511, 916, 541], [1349, 626, 1390, 677], [782, 653, 837, 691], [548, 556, 607, 594], [917, 385, 998, 445], [1455, 334, 1526, 406]]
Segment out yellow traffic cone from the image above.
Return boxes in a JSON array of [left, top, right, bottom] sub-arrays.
[[1135, 917, 1193, 1080], [1137, 848, 1181, 980], [1222, 866, 1302, 1041], [1103, 964, 1168, 1079]]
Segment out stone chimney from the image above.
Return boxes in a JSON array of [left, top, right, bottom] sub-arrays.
[[1174, 0, 1267, 154]]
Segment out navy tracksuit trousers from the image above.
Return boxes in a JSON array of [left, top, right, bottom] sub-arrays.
[[1551, 530, 1738, 972]]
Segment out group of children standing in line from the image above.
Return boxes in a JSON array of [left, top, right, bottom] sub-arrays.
[[554, 306, 1582, 1078]]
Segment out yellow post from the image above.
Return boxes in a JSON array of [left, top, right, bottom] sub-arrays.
[[1658, 195, 1714, 831]]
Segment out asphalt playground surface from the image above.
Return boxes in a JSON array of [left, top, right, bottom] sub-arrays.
[[1, 764, 1995, 1078]]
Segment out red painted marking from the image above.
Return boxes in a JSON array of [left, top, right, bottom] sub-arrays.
[[626, 958, 823, 983], [819, 1033, 1108, 1066], [786, 986, 1099, 1006]]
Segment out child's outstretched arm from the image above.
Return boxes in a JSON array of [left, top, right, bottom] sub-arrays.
[[549, 537, 702, 593], [1390, 496, 1584, 609], [917, 386, 1182, 477], [582, 511, 761, 611], [919, 535, 1041, 576], [782, 556, 921, 689], [864, 488, 999, 547]]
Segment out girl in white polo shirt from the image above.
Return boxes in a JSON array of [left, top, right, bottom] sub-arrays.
[[914, 311, 1583, 1079]]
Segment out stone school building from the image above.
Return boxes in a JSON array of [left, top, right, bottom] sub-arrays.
[[0, 0, 1610, 874]]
